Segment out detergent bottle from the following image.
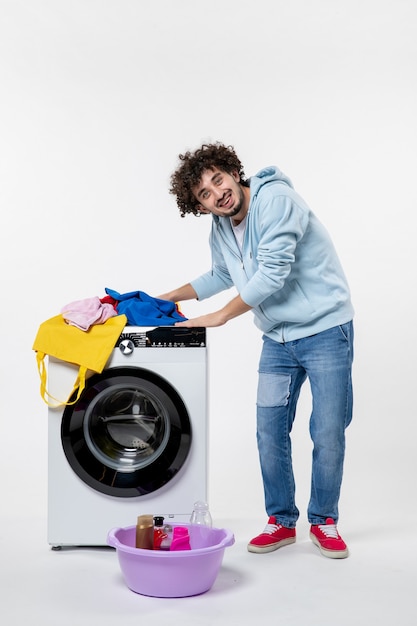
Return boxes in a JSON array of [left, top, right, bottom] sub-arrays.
[[170, 526, 191, 551], [153, 516, 172, 550], [135, 514, 154, 549]]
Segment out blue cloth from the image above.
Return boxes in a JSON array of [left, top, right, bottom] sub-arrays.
[[105, 288, 187, 326]]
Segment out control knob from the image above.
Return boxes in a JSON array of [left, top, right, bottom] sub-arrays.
[[119, 338, 135, 355]]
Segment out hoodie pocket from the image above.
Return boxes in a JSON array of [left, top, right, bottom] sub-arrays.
[[256, 279, 316, 329]]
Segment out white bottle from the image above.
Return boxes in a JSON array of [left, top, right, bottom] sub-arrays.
[[189, 501, 212, 548], [190, 500, 212, 526], [190, 499, 212, 543]]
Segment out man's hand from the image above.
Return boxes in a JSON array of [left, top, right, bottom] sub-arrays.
[[175, 311, 227, 328], [175, 294, 252, 328]]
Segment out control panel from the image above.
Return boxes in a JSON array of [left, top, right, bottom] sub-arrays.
[[116, 326, 206, 349]]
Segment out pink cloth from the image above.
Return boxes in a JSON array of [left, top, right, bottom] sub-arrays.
[[61, 296, 118, 331]]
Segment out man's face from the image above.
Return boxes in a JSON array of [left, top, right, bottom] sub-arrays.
[[193, 167, 249, 221]]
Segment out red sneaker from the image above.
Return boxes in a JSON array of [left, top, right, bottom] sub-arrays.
[[310, 518, 349, 559], [247, 516, 296, 553]]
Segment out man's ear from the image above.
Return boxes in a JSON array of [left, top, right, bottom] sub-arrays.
[[197, 204, 211, 214]]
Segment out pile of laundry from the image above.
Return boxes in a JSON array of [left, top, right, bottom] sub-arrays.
[[61, 288, 187, 331]]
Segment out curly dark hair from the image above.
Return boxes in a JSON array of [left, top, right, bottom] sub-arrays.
[[169, 142, 247, 217]]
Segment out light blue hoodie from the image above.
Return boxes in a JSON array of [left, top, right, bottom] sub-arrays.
[[191, 166, 354, 342]]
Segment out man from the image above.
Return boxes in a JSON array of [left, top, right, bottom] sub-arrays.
[[159, 142, 354, 559]]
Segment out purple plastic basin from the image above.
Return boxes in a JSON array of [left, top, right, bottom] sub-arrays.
[[107, 523, 235, 598]]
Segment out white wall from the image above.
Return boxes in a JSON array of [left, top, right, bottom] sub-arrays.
[[1, 0, 416, 526]]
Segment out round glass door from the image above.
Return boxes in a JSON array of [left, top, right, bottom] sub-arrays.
[[61, 367, 191, 497]]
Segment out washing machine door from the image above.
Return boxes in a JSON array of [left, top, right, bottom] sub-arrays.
[[61, 367, 191, 497]]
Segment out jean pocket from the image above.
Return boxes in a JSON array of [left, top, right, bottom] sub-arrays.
[[257, 372, 290, 408], [338, 321, 352, 342]]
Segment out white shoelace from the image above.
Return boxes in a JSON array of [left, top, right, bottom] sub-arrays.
[[317, 523, 339, 538], [262, 522, 281, 535]]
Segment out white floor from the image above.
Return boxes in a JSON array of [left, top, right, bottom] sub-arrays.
[[2, 514, 416, 626]]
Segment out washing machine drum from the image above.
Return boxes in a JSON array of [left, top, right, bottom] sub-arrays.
[[61, 367, 192, 497]]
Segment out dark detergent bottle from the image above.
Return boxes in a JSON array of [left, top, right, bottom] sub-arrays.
[[153, 515, 173, 550], [153, 516, 168, 550]]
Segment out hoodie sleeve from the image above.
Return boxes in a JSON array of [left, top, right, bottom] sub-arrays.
[[240, 191, 310, 307], [191, 226, 234, 300]]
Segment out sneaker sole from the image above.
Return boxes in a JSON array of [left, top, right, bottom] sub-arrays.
[[310, 533, 349, 559], [247, 536, 296, 554]]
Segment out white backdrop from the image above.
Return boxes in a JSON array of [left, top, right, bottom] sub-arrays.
[[1, 0, 416, 528]]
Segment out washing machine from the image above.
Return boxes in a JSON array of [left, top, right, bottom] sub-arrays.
[[47, 325, 207, 548]]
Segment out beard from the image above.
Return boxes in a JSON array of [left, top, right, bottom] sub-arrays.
[[222, 185, 245, 217]]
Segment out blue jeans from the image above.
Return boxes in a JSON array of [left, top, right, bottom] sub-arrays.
[[256, 322, 354, 527]]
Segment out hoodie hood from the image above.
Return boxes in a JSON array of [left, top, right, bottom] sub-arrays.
[[249, 166, 294, 198]]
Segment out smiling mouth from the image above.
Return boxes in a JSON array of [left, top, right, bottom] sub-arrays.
[[218, 192, 232, 209]]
